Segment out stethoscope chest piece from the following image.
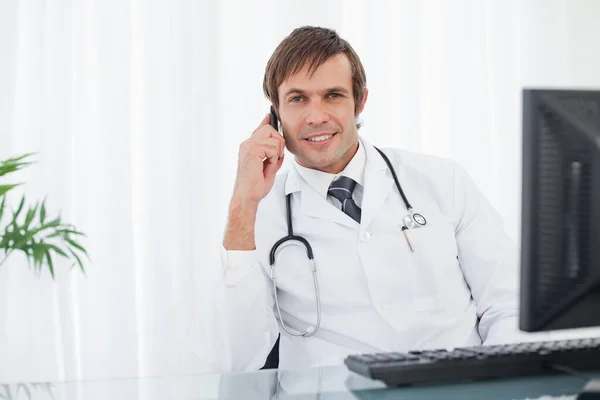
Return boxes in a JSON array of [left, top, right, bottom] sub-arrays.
[[403, 209, 427, 229], [412, 212, 427, 226], [270, 146, 427, 338]]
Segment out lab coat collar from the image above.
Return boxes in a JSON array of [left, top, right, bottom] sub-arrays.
[[360, 136, 396, 229], [292, 140, 366, 201], [283, 136, 395, 229], [283, 158, 357, 228]]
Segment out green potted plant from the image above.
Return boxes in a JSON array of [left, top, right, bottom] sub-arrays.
[[0, 153, 89, 277]]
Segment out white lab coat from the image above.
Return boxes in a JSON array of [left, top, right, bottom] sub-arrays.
[[209, 136, 542, 372]]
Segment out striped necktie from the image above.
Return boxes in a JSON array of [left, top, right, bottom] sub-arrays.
[[327, 176, 361, 223]]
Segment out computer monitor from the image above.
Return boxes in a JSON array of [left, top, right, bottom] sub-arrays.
[[520, 88, 600, 332]]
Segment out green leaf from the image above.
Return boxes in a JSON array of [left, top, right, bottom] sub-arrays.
[[14, 196, 25, 218], [45, 231, 64, 239], [47, 244, 68, 258], [0, 153, 36, 178], [32, 244, 45, 272], [9, 221, 63, 251], [23, 203, 39, 230], [0, 152, 36, 165], [0, 196, 5, 224], [40, 199, 46, 224], [45, 228, 85, 240], [9, 234, 33, 251], [60, 229, 86, 237], [0, 163, 32, 178], [64, 237, 88, 256], [70, 249, 85, 273], [45, 249, 55, 278], [0, 159, 90, 277], [4, 197, 25, 240], [40, 216, 61, 230], [12, 218, 63, 246], [0, 184, 22, 197], [0, 222, 20, 248], [0, 162, 30, 177], [23, 224, 64, 244]]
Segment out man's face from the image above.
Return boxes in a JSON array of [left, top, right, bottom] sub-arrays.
[[277, 54, 368, 174]]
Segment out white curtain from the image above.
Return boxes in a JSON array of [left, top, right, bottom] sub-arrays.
[[1, 0, 599, 384]]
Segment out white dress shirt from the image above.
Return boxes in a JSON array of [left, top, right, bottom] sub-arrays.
[[208, 136, 547, 373], [294, 139, 366, 209]]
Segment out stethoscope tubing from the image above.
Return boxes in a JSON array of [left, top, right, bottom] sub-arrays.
[[269, 146, 424, 337]]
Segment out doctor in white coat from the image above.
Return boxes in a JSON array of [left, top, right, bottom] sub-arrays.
[[210, 26, 539, 372]]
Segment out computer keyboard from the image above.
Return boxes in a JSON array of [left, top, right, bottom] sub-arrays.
[[344, 337, 600, 386]]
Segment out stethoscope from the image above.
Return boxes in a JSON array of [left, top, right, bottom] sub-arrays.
[[269, 146, 427, 337]]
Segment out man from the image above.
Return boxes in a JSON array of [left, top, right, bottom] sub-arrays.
[[211, 26, 538, 372]]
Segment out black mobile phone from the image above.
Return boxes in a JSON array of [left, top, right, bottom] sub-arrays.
[[269, 106, 279, 132], [270, 106, 285, 160]]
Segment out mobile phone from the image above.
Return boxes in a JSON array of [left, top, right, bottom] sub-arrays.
[[270, 106, 284, 160], [269, 106, 279, 132]]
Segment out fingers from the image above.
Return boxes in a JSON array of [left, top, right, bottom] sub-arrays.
[[264, 150, 284, 179], [240, 137, 282, 164], [255, 137, 284, 159], [248, 133, 284, 157], [255, 138, 282, 164], [245, 114, 285, 162]]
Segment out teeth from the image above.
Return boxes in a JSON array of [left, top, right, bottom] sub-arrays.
[[308, 135, 332, 142]]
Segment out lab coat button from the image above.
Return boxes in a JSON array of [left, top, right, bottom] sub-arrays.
[[360, 231, 371, 242]]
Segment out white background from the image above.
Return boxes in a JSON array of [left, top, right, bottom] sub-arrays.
[[1, 0, 600, 384]]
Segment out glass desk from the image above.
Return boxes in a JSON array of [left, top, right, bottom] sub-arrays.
[[2, 365, 598, 400]]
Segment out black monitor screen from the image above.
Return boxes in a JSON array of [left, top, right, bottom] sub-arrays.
[[520, 88, 600, 332]]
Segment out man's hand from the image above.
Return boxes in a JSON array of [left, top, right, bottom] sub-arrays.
[[223, 114, 286, 250], [233, 113, 286, 205]]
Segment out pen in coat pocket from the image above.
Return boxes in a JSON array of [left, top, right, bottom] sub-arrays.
[[401, 226, 414, 252]]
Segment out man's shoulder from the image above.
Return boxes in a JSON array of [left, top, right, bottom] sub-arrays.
[[378, 147, 458, 179]]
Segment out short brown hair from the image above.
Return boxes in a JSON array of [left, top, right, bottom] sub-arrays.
[[263, 26, 367, 126]]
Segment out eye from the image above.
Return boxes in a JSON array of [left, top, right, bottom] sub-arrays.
[[328, 92, 343, 99], [289, 96, 303, 103]]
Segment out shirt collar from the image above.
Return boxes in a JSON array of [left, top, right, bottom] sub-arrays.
[[293, 137, 367, 199]]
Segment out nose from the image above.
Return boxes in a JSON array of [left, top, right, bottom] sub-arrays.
[[305, 100, 329, 126]]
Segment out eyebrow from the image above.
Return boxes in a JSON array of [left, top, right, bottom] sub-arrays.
[[282, 86, 350, 98]]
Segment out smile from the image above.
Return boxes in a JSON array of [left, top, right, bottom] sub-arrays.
[[307, 134, 333, 142], [304, 133, 337, 144]]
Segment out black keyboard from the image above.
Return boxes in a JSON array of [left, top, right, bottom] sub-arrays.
[[344, 337, 600, 386]]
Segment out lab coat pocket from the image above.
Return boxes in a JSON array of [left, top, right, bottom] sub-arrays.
[[403, 224, 459, 312]]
